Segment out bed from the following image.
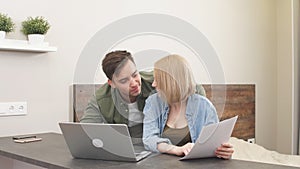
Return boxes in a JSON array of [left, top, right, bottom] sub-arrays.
[[230, 137, 300, 167], [71, 84, 300, 167]]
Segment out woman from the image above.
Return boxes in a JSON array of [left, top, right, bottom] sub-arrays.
[[142, 54, 233, 159]]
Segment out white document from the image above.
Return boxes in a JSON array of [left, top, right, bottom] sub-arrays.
[[180, 116, 238, 160]]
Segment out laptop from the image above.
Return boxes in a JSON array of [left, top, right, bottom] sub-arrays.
[[59, 122, 151, 162]]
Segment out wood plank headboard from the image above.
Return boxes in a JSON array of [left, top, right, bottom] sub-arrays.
[[72, 84, 255, 141]]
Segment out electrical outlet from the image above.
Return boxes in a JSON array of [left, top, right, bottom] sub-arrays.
[[247, 138, 255, 144], [0, 102, 27, 116]]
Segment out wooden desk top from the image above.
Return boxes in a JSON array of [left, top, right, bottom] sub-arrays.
[[0, 133, 297, 169]]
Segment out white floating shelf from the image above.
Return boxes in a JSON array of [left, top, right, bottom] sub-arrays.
[[0, 39, 57, 53]]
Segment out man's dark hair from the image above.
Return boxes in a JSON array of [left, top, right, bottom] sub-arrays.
[[102, 50, 135, 80]]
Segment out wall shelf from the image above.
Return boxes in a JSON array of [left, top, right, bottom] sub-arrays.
[[0, 39, 57, 53]]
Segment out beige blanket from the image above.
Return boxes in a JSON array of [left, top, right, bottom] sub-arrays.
[[229, 137, 300, 167]]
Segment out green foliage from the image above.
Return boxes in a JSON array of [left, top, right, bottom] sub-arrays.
[[0, 13, 15, 33], [21, 16, 50, 35]]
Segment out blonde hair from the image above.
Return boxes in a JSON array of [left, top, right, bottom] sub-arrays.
[[154, 54, 196, 104]]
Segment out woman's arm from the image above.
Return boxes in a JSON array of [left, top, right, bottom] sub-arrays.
[[143, 95, 171, 152], [157, 142, 194, 156]]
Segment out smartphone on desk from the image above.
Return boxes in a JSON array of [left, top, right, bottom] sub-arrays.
[[13, 135, 42, 143]]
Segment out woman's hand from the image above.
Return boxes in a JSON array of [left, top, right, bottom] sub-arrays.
[[172, 143, 195, 156], [215, 143, 234, 159], [157, 142, 194, 156]]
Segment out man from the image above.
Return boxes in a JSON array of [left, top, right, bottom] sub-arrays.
[[80, 50, 206, 144]]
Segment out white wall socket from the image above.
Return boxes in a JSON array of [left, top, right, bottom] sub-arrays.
[[247, 138, 255, 144], [0, 102, 27, 116]]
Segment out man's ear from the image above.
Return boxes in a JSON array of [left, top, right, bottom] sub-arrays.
[[107, 79, 115, 88]]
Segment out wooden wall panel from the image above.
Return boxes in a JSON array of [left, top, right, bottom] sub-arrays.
[[73, 84, 255, 141], [203, 84, 255, 140]]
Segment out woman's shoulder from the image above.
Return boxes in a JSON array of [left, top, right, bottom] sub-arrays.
[[144, 93, 168, 115], [147, 93, 160, 100], [146, 93, 165, 105], [190, 93, 208, 101], [189, 94, 214, 107]]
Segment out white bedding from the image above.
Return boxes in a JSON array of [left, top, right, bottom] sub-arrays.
[[229, 137, 300, 167]]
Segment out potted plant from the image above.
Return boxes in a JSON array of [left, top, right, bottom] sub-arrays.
[[21, 16, 50, 44], [0, 13, 15, 39]]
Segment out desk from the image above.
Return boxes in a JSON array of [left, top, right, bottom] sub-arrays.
[[0, 133, 297, 169]]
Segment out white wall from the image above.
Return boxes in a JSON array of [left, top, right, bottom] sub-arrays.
[[277, 0, 293, 154], [276, 0, 299, 154], [292, 0, 300, 155], [0, 0, 296, 153]]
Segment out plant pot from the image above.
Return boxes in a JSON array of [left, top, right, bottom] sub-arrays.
[[28, 34, 45, 45], [0, 31, 5, 40]]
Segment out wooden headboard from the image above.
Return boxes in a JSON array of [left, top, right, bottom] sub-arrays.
[[72, 84, 255, 141]]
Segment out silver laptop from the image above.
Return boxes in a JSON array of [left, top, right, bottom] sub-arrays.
[[59, 122, 151, 162]]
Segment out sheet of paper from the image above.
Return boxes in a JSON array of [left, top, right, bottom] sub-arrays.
[[180, 116, 238, 160]]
